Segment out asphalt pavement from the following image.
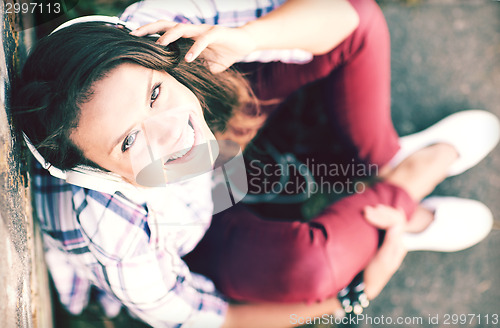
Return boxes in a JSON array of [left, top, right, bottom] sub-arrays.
[[355, 1, 500, 327]]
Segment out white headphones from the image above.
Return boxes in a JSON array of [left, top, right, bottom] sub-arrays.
[[23, 15, 147, 195], [51, 15, 140, 34], [23, 132, 140, 195]]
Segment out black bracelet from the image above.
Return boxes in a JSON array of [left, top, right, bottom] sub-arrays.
[[337, 271, 370, 315]]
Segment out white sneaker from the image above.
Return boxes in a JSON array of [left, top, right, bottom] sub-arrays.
[[403, 197, 493, 252], [389, 110, 500, 176]]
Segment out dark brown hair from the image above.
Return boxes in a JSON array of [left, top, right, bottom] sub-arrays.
[[12, 22, 255, 170]]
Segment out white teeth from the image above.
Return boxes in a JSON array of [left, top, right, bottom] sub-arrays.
[[166, 123, 195, 162]]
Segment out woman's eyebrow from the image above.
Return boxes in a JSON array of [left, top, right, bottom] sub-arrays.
[[108, 71, 153, 154]]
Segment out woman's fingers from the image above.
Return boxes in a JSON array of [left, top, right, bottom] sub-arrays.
[[130, 20, 212, 43], [185, 27, 219, 62], [155, 24, 189, 46], [364, 204, 406, 229], [130, 21, 249, 71], [130, 21, 217, 62], [129, 20, 177, 36]]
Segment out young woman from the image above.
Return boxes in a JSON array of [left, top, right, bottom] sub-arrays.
[[13, 0, 498, 327]]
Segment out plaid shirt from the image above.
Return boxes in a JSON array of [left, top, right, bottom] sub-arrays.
[[34, 163, 226, 327], [36, 1, 310, 327]]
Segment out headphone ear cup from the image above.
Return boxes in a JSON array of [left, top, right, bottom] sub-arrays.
[[23, 132, 67, 180]]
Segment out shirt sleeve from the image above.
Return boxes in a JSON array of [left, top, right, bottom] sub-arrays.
[[100, 246, 228, 328], [119, 0, 313, 64], [74, 188, 228, 328]]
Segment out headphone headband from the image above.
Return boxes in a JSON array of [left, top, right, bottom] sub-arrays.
[[50, 15, 139, 35]]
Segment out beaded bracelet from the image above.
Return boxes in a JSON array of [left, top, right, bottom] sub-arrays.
[[337, 271, 370, 316]]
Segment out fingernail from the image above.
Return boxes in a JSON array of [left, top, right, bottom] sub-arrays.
[[185, 52, 193, 62], [129, 30, 138, 35]]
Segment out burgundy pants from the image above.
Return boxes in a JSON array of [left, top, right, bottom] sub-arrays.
[[184, 0, 417, 303]]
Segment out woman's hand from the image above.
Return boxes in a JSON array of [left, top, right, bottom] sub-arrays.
[[220, 205, 409, 327], [364, 204, 406, 229], [362, 204, 408, 300], [130, 21, 257, 73], [129, 0, 359, 74]]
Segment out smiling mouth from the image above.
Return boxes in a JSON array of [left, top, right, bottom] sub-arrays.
[[164, 120, 196, 164]]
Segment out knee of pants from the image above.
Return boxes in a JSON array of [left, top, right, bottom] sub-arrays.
[[224, 227, 337, 303], [267, 231, 337, 303], [266, 220, 379, 302], [284, 255, 337, 303]]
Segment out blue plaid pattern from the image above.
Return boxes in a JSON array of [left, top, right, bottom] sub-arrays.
[[120, 0, 286, 26], [33, 163, 226, 327]]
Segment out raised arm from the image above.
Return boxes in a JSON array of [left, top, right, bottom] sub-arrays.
[[130, 0, 359, 72], [240, 0, 360, 55]]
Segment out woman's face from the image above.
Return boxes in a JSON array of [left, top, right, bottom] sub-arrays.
[[70, 63, 218, 186]]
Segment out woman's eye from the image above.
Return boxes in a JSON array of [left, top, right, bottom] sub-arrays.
[[121, 130, 139, 152], [150, 83, 161, 107]]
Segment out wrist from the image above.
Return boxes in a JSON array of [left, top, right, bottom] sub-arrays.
[[237, 22, 262, 53]]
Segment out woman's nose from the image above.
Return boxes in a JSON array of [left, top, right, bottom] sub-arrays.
[[141, 110, 189, 158]]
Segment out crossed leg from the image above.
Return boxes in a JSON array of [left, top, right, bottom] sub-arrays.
[[185, 0, 459, 305]]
